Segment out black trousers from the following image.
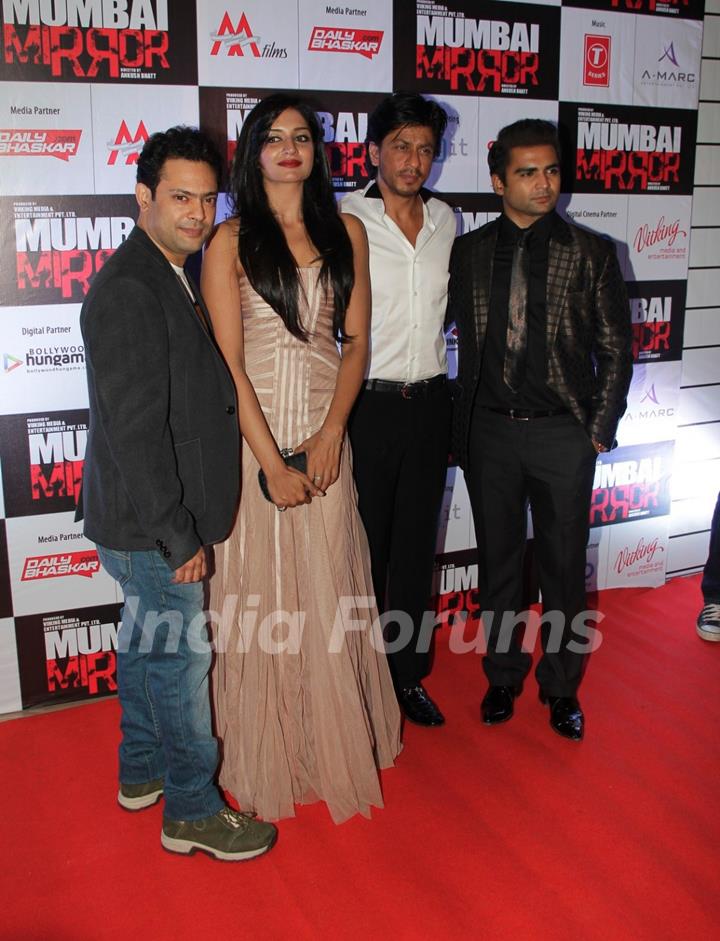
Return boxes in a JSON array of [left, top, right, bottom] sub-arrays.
[[466, 408, 598, 697], [348, 381, 452, 689], [701, 491, 720, 603]]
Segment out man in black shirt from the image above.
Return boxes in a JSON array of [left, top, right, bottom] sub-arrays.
[[448, 120, 632, 740]]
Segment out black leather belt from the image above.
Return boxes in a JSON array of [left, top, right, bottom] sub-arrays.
[[486, 406, 569, 421], [363, 374, 446, 399]]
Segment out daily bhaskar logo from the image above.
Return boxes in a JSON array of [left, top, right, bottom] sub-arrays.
[[21, 550, 100, 580], [308, 26, 384, 59], [0, 129, 81, 160]]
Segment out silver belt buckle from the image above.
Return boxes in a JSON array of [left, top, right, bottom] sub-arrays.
[[509, 409, 529, 421]]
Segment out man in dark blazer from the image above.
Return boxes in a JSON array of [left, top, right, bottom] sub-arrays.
[[79, 127, 276, 859], [448, 119, 632, 740]]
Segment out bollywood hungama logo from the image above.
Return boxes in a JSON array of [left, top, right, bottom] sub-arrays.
[[3, 353, 23, 373]]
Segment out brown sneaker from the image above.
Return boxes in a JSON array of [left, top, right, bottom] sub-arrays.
[[118, 778, 164, 811], [161, 807, 277, 861]]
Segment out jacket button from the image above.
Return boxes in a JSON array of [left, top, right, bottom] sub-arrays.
[[155, 539, 162, 547], [226, 405, 235, 415], [164, 550, 171, 558]]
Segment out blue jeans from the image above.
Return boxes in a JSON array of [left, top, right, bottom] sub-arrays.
[[96, 545, 223, 821]]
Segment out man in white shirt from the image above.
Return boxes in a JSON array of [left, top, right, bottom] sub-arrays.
[[342, 93, 455, 726]]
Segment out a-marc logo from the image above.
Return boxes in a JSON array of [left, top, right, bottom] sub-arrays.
[[659, 42, 679, 66]]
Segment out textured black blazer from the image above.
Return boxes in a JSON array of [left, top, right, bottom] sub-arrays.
[[447, 214, 633, 468], [77, 226, 240, 568]]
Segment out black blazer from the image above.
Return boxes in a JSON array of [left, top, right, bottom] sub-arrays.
[[77, 226, 240, 568], [448, 214, 633, 468]]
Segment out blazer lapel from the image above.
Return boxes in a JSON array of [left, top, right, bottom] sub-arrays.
[[472, 225, 498, 345], [545, 227, 576, 349]]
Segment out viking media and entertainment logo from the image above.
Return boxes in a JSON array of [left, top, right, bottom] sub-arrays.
[[583, 34, 610, 87]]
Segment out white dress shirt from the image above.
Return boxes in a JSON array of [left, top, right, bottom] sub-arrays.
[[341, 181, 456, 383]]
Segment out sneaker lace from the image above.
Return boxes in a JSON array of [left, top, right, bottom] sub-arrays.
[[700, 603, 720, 622], [218, 807, 256, 830]]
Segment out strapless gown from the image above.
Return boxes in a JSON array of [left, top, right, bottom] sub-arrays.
[[211, 268, 401, 823]]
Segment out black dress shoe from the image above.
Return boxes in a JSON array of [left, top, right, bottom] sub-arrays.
[[398, 685, 445, 726], [481, 685, 519, 725], [539, 691, 584, 741]]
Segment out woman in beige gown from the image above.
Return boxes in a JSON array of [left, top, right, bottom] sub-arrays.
[[201, 94, 401, 824]]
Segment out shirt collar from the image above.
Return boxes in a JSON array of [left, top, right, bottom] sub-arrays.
[[499, 210, 558, 245], [362, 180, 432, 204]]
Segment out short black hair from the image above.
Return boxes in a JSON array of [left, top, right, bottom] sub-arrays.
[[136, 126, 223, 196], [488, 120, 561, 183], [365, 92, 447, 175]]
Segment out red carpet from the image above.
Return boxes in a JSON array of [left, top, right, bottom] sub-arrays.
[[1, 575, 718, 941]]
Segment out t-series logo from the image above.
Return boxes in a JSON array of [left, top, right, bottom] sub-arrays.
[[107, 119, 148, 165], [584, 34, 610, 86], [209, 11, 287, 59]]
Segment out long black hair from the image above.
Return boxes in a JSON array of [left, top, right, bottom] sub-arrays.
[[228, 94, 354, 342]]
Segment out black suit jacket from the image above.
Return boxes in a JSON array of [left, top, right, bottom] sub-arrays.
[[77, 226, 240, 568], [448, 214, 633, 468]]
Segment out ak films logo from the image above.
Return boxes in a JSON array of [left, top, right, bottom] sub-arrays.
[[107, 119, 149, 165], [209, 11, 287, 59], [641, 41, 696, 86]]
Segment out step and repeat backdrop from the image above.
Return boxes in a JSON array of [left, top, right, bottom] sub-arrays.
[[0, 0, 705, 711]]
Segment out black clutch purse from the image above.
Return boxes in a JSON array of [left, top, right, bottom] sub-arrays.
[[258, 448, 307, 501]]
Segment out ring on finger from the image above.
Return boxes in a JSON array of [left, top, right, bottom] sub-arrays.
[[313, 475, 322, 483], [277, 505, 287, 512]]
